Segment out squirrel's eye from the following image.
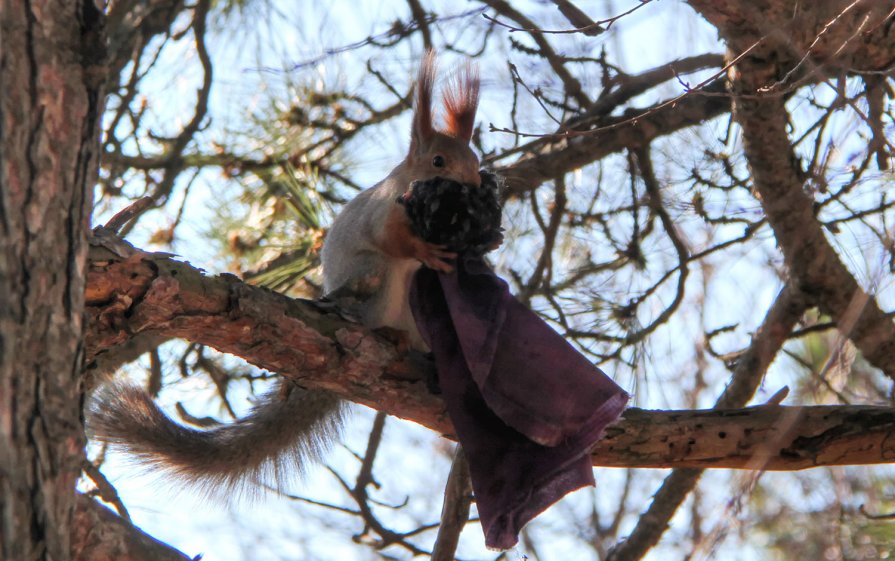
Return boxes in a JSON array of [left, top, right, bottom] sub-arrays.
[[432, 155, 445, 168]]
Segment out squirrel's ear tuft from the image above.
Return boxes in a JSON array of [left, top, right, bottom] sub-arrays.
[[410, 50, 437, 154], [443, 61, 479, 143]]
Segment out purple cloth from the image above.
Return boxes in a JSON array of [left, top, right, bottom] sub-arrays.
[[410, 257, 629, 550]]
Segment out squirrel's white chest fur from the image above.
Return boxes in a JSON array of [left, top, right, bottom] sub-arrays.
[[375, 257, 425, 349]]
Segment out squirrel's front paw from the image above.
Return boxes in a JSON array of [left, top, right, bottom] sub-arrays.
[[416, 242, 456, 273]]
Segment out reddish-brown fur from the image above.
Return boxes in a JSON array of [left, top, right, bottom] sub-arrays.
[[411, 50, 438, 152], [412, 51, 480, 149], [379, 204, 420, 258], [443, 62, 480, 142]]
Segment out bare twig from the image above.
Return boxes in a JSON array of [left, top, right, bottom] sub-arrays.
[[550, 0, 604, 36], [485, 0, 654, 35], [859, 504, 895, 520], [102, 196, 154, 233], [732, 56, 895, 380], [481, 0, 590, 107], [82, 462, 132, 523], [431, 448, 473, 561]]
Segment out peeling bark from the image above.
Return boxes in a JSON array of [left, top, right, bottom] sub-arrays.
[[84, 228, 449, 431]]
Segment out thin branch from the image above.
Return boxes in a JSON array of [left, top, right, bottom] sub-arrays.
[[406, 0, 433, 50], [264, 7, 487, 73], [480, 0, 590, 107], [82, 462, 131, 523], [431, 448, 473, 561], [492, 78, 733, 197], [550, 0, 604, 36], [485, 0, 654, 36], [103, 196, 154, 233], [519, 176, 567, 305], [118, 0, 214, 235]]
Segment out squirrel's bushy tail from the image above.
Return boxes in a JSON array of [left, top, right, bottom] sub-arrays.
[[87, 383, 345, 495]]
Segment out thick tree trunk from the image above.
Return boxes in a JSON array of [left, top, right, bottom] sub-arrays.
[[0, 1, 104, 559]]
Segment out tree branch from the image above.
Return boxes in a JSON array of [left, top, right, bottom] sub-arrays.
[[481, 0, 590, 107], [85, 227, 446, 432], [595, 403, 895, 470], [72, 495, 193, 561], [492, 0, 895, 199], [431, 448, 472, 561], [493, 79, 732, 197], [84, 230, 895, 471], [600, 4, 895, 557]]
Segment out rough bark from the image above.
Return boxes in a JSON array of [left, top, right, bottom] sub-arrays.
[[84, 232, 895, 471], [84, 228, 449, 430], [687, 0, 895, 75], [725, 30, 895, 380], [71, 495, 192, 561], [2, 1, 891, 559], [0, 1, 105, 559]]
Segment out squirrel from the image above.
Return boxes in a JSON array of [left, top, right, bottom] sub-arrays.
[[322, 50, 480, 350], [87, 51, 481, 492]]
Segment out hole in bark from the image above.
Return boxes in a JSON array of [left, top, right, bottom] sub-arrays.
[[718, 431, 727, 439]]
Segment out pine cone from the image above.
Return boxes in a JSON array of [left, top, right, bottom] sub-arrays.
[[399, 170, 503, 255]]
